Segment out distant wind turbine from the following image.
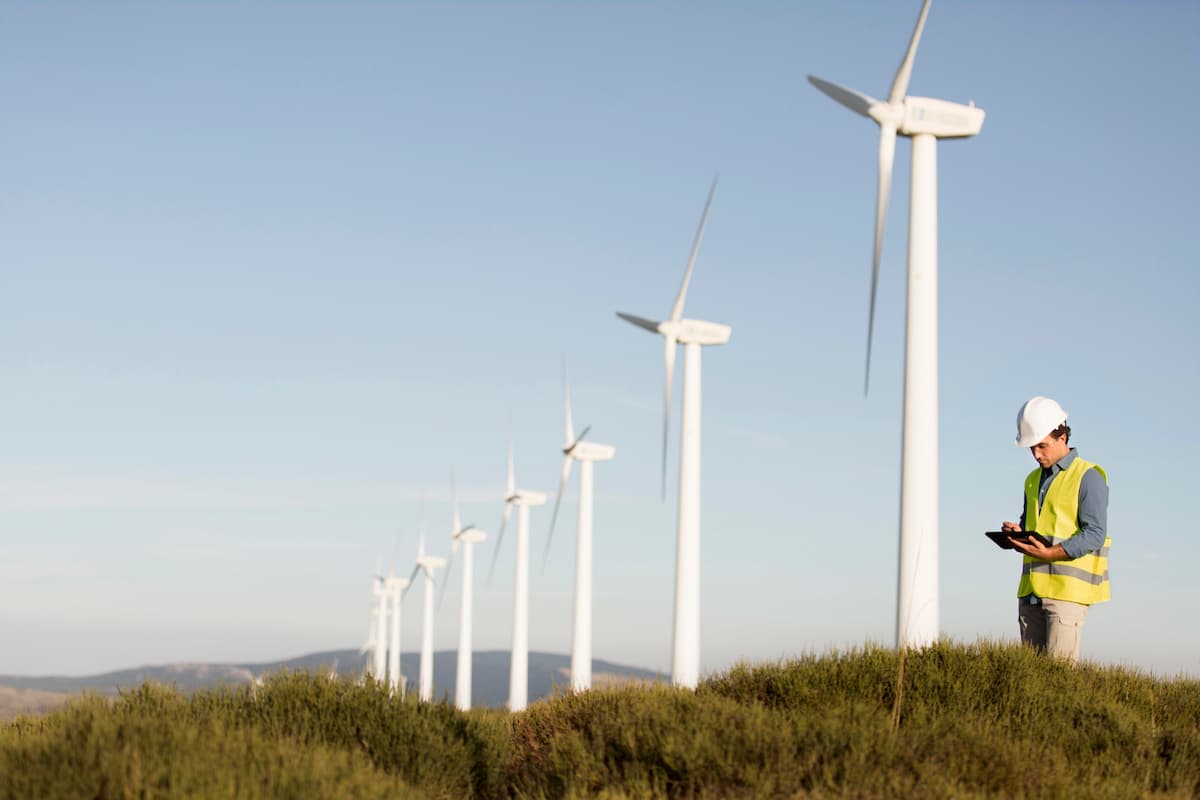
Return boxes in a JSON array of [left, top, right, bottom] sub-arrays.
[[404, 499, 446, 702], [808, 0, 984, 648], [360, 602, 381, 680], [440, 472, 487, 711], [383, 570, 410, 696], [616, 175, 730, 690], [367, 565, 388, 681], [545, 360, 615, 693], [488, 436, 546, 712]]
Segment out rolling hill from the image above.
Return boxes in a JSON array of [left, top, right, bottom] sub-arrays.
[[0, 649, 660, 717]]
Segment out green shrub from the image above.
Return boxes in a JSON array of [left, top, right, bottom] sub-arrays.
[[3, 644, 1197, 799], [0, 684, 416, 799], [190, 673, 510, 798]]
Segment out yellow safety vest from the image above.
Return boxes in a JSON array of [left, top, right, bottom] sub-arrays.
[[1017, 456, 1110, 605]]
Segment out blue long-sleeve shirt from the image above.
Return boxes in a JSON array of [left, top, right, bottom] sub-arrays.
[[1018, 448, 1108, 559]]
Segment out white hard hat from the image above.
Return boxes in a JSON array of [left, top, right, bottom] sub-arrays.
[[1015, 396, 1068, 447]]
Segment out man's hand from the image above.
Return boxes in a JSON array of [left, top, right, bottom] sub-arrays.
[[1001, 521, 1022, 533], [1009, 535, 1069, 562]]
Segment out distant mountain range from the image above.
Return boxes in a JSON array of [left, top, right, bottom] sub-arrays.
[[0, 650, 663, 718]]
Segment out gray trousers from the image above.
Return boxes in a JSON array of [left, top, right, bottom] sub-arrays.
[[1018, 595, 1088, 662]]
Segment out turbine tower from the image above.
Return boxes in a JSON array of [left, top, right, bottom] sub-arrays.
[[360, 604, 380, 680], [368, 568, 388, 680], [440, 474, 487, 711], [616, 176, 730, 690], [807, 0, 984, 648], [384, 570, 410, 696], [404, 503, 446, 702], [488, 437, 547, 712], [546, 361, 615, 693]]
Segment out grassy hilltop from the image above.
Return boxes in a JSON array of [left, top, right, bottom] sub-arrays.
[[2, 641, 1197, 799]]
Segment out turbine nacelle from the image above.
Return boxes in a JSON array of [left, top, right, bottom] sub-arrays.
[[384, 575, 410, 593], [508, 489, 548, 507], [901, 96, 984, 138], [453, 528, 488, 545], [417, 555, 447, 573], [568, 440, 616, 462], [660, 318, 732, 347], [617, 313, 733, 347]]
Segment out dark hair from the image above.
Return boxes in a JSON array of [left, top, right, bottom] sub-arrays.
[[1051, 423, 1071, 443]]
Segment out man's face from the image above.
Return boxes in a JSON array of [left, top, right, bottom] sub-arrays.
[[1030, 432, 1069, 468]]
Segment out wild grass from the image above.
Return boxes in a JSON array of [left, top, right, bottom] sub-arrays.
[[2, 641, 1197, 798]]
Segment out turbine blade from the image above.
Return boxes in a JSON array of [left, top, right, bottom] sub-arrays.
[[451, 470, 461, 535], [438, 544, 456, 610], [570, 425, 591, 451], [866, 122, 897, 396], [888, 0, 932, 104], [437, 571, 450, 610], [562, 356, 575, 446], [391, 519, 402, 572], [670, 175, 719, 324], [808, 76, 879, 119], [417, 496, 426, 559], [488, 501, 513, 584], [506, 438, 516, 498], [543, 454, 574, 571], [402, 564, 420, 597], [616, 312, 662, 334], [662, 335, 677, 500]]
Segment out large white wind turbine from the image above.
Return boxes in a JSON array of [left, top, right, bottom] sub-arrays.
[[545, 362, 615, 693], [616, 176, 730, 690], [384, 570, 410, 696], [808, 0, 984, 648], [488, 439, 546, 712], [440, 475, 487, 711], [404, 503, 446, 702]]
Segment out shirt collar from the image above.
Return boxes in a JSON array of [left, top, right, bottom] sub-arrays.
[[1045, 447, 1078, 476]]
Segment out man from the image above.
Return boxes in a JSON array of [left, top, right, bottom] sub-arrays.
[[1000, 396, 1110, 662]]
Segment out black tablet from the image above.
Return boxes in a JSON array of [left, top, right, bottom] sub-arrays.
[[985, 531, 1052, 549], [985, 530, 1019, 549]]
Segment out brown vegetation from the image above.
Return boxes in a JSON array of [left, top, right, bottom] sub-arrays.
[[0, 687, 74, 722]]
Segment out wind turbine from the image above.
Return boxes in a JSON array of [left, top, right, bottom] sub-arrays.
[[808, 0, 984, 648], [545, 361, 615, 693], [383, 570, 410, 696], [616, 176, 730, 690], [360, 604, 381, 680], [488, 437, 546, 712], [440, 473, 487, 711], [367, 567, 388, 681], [404, 501, 446, 702]]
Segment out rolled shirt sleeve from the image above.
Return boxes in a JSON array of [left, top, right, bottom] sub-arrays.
[[1060, 466, 1109, 559]]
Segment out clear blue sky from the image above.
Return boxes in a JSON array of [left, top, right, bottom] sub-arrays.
[[2, 1, 1197, 678]]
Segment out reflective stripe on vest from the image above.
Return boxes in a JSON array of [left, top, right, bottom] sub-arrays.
[[1016, 457, 1111, 605]]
